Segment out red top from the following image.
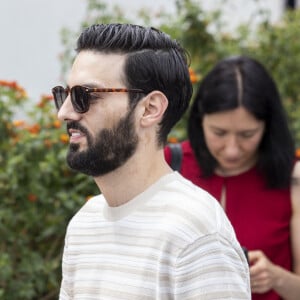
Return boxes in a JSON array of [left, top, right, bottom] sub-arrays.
[[165, 140, 292, 300]]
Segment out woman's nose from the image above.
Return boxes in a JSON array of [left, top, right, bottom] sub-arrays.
[[224, 136, 240, 158]]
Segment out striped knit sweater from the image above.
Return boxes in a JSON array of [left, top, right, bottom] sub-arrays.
[[59, 172, 250, 299]]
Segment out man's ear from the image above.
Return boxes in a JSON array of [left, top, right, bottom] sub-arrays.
[[139, 91, 168, 127]]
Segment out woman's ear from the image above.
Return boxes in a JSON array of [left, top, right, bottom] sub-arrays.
[[139, 91, 168, 127]]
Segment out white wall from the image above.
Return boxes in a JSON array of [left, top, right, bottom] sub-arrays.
[[0, 0, 86, 100], [0, 0, 285, 102]]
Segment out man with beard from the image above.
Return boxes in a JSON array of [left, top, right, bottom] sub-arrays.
[[52, 23, 250, 299]]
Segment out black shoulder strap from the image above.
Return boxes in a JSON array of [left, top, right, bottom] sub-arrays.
[[169, 143, 182, 171]]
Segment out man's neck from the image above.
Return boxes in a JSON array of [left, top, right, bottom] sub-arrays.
[[94, 149, 172, 207]]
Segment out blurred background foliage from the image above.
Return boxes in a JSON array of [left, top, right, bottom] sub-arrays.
[[1, 0, 300, 298]]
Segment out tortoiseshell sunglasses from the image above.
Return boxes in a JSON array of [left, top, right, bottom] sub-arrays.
[[52, 85, 145, 113]]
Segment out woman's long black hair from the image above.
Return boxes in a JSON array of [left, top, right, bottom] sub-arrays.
[[188, 56, 295, 189]]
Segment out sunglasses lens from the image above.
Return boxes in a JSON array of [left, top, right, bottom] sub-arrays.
[[52, 86, 67, 110], [71, 86, 89, 113]]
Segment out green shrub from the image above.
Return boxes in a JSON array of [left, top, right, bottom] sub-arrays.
[[0, 81, 98, 299]]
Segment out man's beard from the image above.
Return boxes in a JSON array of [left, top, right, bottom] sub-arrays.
[[66, 108, 138, 177]]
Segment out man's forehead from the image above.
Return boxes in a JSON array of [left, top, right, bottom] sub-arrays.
[[74, 50, 126, 66], [68, 51, 126, 86]]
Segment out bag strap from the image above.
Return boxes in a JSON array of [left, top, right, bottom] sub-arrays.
[[169, 143, 182, 171]]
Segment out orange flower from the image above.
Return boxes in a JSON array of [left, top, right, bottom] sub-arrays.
[[28, 193, 37, 202], [53, 120, 61, 128], [189, 68, 199, 84], [41, 94, 53, 101], [13, 120, 26, 128], [0, 80, 27, 98], [295, 148, 300, 159], [15, 89, 27, 99], [37, 101, 46, 108], [60, 133, 69, 144], [28, 124, 41, 134], [44, 139, 53, 148], [0, 80, 17, 88], [37, 94, 54, 108], [168, 136, 179, 144]]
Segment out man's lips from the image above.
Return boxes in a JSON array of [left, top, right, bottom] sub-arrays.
[[68, 129, 85, 142]]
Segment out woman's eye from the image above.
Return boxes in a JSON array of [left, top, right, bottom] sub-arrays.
[[214, 131, 226, 137], [240, 132, 254, 138]]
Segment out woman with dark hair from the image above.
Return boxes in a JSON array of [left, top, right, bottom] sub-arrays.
[[165, 56, 300, 300]]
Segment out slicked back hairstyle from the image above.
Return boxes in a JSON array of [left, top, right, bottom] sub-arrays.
[[76, 23, 193, 146], [188, 56, 295, 189]]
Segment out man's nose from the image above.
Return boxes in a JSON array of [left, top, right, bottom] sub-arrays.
[[57, 95, 80, 122]]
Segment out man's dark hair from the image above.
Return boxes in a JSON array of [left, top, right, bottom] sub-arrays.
[[188, 55, 295, 189], [76, 23, 193, 146]]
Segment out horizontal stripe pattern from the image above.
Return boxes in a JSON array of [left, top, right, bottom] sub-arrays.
[[60, 172, 250, 299]]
